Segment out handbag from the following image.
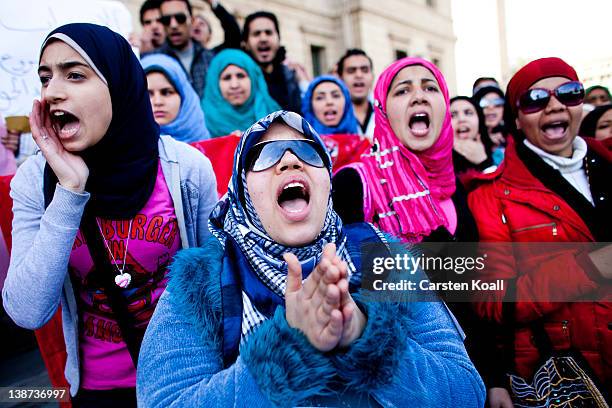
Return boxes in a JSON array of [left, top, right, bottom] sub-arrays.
[[503, 300, 609, 407]]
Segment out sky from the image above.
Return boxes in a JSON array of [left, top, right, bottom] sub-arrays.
[[451, 0, 612, 95]]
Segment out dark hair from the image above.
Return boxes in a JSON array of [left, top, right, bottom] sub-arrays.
[[337, 49, 373, 76], [242, 11, 280, 42], [139, 0, 162, 25], [144, 67, 178, 92], [450, 96, 493, 154], [472, 76, 499, 93], [579, 104, 612, 138], [472, 85, 508, 135], [159, 0, 192, 16]]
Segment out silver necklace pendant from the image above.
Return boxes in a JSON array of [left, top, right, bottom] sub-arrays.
[[115, 271, 132, 288], [96, 218, 135, 289]]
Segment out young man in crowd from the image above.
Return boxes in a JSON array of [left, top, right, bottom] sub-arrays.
[[154, 0, 239, 97], [133, 0, 166, 54], [242, 11, 308, 114], [338, 49, 375, 138]]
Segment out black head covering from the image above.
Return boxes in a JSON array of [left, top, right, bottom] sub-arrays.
[[450, 95, 493, 153], [579, 104, 612, 138], [472, 85, 505, 107], [41, 23, 159, 218], [472, 85, 508, 138]]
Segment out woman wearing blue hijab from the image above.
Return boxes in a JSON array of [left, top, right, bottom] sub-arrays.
[[137, 110, 485, 407], [3, 23, 218, 406], [302, 75, 358, 135], [142, 54, 210, 142], [201, 49, 280, 137]]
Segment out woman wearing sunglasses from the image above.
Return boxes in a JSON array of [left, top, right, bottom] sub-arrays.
[[142, 53, 211, 142], [201, 49, 280, 137], [136, 110, 485, 407], [473, 86, 507, 165], [302, 75, 358, 135], [2, 23, 218, 406], [468, 57, 612, 398]]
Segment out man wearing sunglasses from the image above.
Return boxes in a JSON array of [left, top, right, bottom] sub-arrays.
[[151, 0, 238, 98]]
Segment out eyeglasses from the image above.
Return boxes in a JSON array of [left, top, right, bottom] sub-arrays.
[[479, 97, 505, 109], [244, 139, 329, 172], [160, 13, 187, 26], [518, 81, 584, 114]]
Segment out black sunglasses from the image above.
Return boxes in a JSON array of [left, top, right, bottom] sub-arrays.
[[244, 139, 329, 172], [518, 81, 584, 114], [160, 13, 187, 26]]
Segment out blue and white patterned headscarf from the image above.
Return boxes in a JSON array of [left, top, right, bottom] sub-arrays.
[[208, 110, 357, 338]]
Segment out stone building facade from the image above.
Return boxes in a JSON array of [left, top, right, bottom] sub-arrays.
[[121, 0, 457, 92]]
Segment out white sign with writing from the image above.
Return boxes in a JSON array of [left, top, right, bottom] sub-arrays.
[[0, 0, 132, 117]]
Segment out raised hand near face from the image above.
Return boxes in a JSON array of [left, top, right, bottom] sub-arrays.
[[284, 243, 366, 351], [30, 99, 89, 193]]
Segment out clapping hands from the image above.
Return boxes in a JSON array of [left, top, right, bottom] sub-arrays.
[[284, 243, 366, 352]]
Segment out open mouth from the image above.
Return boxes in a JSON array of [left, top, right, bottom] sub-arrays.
[[541, 120, 569, 140], [409, 112, 430, 137], [228, 91, 245, 99], [257, 44, 272, 56], [50, 109, 80, 139], [456, 125, 472, 138], [323, 109, 338, 122], [277, 179, 310, 217]]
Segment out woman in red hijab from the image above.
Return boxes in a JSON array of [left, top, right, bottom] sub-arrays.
[[468, 57, 612, 398]]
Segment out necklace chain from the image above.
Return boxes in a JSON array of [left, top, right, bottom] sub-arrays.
[[96, 218, 134, 275]]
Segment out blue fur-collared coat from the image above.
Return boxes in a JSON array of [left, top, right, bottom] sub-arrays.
[[136, 234, 485, 407]]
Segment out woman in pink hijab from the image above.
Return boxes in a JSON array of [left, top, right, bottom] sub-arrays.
[[332, 57, 506, 404], [332, 57, 476, 243]]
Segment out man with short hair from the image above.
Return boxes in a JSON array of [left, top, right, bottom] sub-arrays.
[[338, 49, 375, 138], [154, 0, 238, 97], [242, 11, 304, 114], [129, 0, 166, 54], [472, 77, 500, 95]]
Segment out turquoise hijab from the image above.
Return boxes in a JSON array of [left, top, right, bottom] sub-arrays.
[[142, 54, 210, 142], [201, 49, 280, 137]]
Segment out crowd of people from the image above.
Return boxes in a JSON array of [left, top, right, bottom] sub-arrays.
[[0, 0, 610, 407]]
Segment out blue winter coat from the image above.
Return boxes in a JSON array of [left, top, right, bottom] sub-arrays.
[[136, 231, 485, 407]]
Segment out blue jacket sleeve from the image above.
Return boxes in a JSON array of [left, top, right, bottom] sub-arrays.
[[137, 244, 336, 408], [2, 155, 89, 329], [372, 301, 486, 407], [136, 288, 268, 407], [137, 290, 337, 407]]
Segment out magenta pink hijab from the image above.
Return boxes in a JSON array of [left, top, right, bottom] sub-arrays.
[[359, 57, 455, 242]]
